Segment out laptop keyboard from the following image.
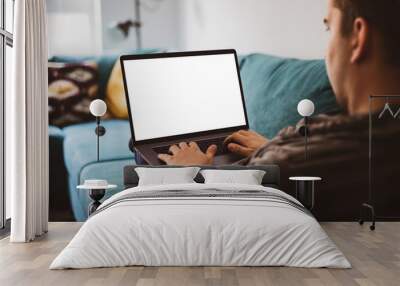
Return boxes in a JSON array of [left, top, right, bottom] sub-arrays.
[[153, 137, 228, 156]]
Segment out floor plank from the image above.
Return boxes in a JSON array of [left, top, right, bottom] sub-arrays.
[[0, 222, 399, 286]]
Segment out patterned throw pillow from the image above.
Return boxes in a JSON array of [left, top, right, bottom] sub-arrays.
[[48, 62, 100, 127]]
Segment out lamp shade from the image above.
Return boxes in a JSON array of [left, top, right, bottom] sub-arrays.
[[90, 99, 107, 117], [297, 99, 315, 117]]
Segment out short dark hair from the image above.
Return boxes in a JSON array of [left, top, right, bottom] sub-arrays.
[[334, 0, 400, 66]]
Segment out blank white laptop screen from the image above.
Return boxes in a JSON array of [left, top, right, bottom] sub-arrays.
[[123, 53, 247, 141]]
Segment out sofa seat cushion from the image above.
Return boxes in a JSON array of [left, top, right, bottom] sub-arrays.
[[239, 54, 342, 138], [63, 119, 134, 221]]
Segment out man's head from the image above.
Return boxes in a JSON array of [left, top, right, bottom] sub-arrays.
[[324, 0, 400, 113]]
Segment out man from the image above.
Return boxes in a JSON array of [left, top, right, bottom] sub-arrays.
[[158, 0, 400, 219]]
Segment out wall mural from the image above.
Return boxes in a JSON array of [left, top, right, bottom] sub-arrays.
[[47, 2, 400, 224]]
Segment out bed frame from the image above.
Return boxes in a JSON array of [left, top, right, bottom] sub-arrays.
[[124, 165, 280, 189]]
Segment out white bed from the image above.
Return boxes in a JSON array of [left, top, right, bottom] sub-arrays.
[[50, 183, 351, 269]]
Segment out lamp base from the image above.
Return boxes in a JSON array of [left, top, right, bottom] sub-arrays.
[[359, 203, 376, 231], [95, 125, 106, 136]]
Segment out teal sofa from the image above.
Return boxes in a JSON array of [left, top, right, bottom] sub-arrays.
[[49, 52, 341, 221]]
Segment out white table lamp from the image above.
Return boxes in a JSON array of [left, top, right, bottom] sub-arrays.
[[297, 99, 315, 117], [297, 99, 315, 160], [90, 100, 107, 161]]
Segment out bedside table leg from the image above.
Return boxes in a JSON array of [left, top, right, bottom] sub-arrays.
[[296, 181, 315, 210], [88, 189, 106, 216]]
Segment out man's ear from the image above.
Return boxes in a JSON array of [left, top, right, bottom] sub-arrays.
[[350, 17, 369, 64]]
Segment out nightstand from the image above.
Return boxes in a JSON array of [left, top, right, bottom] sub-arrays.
[[289, 177, 322, 210], [77, 180, 117, 216]]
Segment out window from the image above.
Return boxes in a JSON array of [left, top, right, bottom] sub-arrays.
[[0, 0, 14, 230]]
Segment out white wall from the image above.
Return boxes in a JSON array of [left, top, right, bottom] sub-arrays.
[[47, 0, 181, 56], [101, 0, 181, 53], [179, 0, 329, 59], [47, 0, 102, 56], [47, 0, 329, 59]]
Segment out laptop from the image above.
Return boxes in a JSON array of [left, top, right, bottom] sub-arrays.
[[120, 49, 249, 165]]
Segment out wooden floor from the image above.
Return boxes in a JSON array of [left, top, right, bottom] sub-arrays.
[[0, 222, 399, 286]]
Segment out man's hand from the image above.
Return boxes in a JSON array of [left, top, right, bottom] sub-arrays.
[[224, 130, 268, 157], [158, 142, 217, 166]]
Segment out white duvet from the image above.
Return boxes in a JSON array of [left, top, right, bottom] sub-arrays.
[[50, 183, 351, 269]]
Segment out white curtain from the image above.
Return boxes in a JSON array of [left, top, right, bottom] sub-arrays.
[[7, 0, 49, 242]]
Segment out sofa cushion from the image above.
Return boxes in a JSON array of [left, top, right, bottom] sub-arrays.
[[105, 60, 129, 118], [239, 54, 342, 138], [49, 48, 160, 98], [48, 61, 100, 127], [63, 119, 134, 221]]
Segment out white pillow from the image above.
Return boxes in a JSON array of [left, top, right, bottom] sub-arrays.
[[200, 169, 266, 185], [135, 167, 201, 186]]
